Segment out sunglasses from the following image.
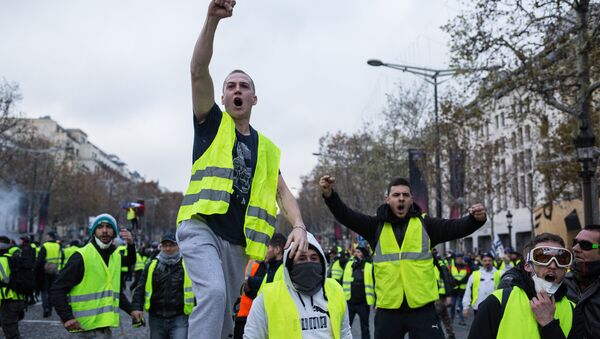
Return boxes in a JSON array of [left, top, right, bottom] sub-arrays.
[[527, 246, 573, 268], [572, 238, 600, 251]]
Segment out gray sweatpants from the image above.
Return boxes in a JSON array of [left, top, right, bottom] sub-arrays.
[[176, 218, 247, 339]]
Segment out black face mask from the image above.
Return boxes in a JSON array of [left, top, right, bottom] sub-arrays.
[[289, 262, 323, 296]]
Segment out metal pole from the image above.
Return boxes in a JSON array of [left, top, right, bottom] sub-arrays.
[[580, 161, 594, 226], [434, 74, 442, 218]]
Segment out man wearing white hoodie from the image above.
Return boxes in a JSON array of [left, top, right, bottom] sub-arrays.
[[244, 232, 352, 339]]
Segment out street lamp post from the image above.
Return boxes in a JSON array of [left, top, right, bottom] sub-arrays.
[[574, 125, 600, 226], [506, 210, 513, 250], [367, 59, 463, 218]]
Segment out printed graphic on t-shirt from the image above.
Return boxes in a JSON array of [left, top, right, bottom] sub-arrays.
[[233, 139, 252, 205], [301, 316, 328, 331]]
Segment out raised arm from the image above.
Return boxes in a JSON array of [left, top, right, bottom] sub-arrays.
[[191, 0, 236, 122], [276, 174, 308, 259]]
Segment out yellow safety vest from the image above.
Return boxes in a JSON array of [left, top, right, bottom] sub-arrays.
[[143, 259, 194, 315], [263, 278, 345, 339], [470, 269, 501, 306], [0, 254, 25, 301], [493, 287, 574, 338], [135, 252, 145, 271], [63, 246, 79, 266], [118, 245, 129, 273], [373, 217, 438, 309], [127, 208, 136, 221], [330, 260, 343, 282], [43, 242, 62, 269], [434, 265, 446, 295], [67, 243, 121, 332], [342, 260, 375, 306], [451, 265, 469, 290], [177, 111, 280, 260]]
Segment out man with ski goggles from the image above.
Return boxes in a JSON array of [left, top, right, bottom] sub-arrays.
[[468, 233, 584, 339], [565, 224, 600, 338]]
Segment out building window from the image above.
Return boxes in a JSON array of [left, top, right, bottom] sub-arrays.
[[501, 112, 505, 127], [525, 149, 532, 171], [525, 125, 531, 142], [518, 127, 524, 146], [495, 115, 499, 129]]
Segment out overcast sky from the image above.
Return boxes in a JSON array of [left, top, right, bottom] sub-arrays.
[[1, 0, 461, 194]]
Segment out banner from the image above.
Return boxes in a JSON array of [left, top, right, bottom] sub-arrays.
[[408, 149, 429, 213]]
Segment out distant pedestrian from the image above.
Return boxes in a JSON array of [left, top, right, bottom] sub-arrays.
[[462, 252, 500, 318], [0, 236, 28, 339], [131, 231, 194, 339], [36, 231, 63, 318], [342, 247, 373, 339]]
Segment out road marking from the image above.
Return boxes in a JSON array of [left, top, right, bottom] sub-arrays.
[[21, 320, 62, 325]]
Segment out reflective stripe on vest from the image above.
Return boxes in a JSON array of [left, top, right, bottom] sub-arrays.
[[373, 217, 438, 309], [135, 252, 145, 271], [471, 269, 501, 307], [67, 243, 121, 331], [43, 242, 61, 266], [331, 260, 343, 281], [0, 255, 24, 301], [434, 266, 446, 295], [493, 287, 574, 338], [144, 259, 195, 315], [177, 111, 280, 260], [263, 278, 345, 339], [451, 266, 468, 290], [342, 260, 375, 306]]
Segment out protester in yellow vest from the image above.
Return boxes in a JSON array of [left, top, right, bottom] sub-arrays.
[[449, 254, 472, 326], [462, 252, 501, 319], [342, 247, 373, 339], [131, 231, 194, 338], [234, 233, 286, 339], [320, 175, 487, 338], [468, 233, 585, 338], [36, 231, 63, 318], [0, 236, 28, 339], [244, 232, 351, 338], [176, 1, 310, 338], [49, 213, 138, 337]]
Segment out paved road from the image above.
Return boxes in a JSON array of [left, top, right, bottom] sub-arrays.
[[18, 292, 473, 338], [348, 307, 473, 339]]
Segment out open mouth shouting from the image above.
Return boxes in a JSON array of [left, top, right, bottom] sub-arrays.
[[543, 273, 556, 283], [233, 97, 243, 107]]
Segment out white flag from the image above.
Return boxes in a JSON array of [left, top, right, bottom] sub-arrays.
[[491, 234, 505, 258]]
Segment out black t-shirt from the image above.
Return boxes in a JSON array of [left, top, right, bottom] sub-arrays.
[[192, 104, 258, 245]]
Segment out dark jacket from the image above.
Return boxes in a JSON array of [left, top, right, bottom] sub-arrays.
[[49, 241, 136, 322], [132, 255, 187, 318], [324, 190, 486, 251], [564, 271, 600, 338], [246, 259, 282, 299], [323, 190, 485, 310], [348, 258, 367, 305], [468, 264, 583, 339]]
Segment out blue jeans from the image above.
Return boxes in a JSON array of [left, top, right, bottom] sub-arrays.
[[450, 292, 464, 322], [149, 314, 189, 339]]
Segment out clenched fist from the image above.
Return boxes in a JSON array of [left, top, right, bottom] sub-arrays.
[[319, 175, 336, 198]]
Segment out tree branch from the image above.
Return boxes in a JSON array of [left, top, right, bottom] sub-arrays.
[[541, 92, 576, 115], [587, 81, 600, 99]]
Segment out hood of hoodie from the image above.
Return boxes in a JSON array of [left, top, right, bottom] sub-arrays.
[[376, 201, 423, 222], [283, 232, 328, 292], [499, 261, 568, 300]]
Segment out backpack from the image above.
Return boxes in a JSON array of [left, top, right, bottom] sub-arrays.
[[3, 246, 37, 297]]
